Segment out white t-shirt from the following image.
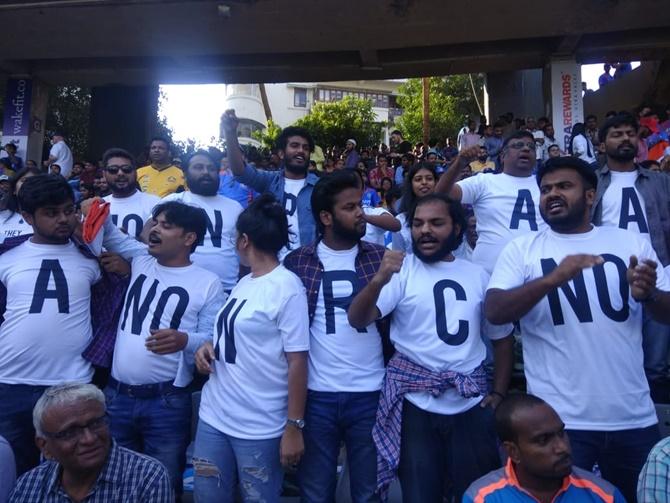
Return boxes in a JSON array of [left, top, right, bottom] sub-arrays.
[[162, 192, 243, 291], [200, 265, 309, 440], [571, 135, 597, 164], [112, 254, 223, 385], [391, 212, 412, 254], [376, 254, 512, 415], [49, 141, 73, 178], [0, 210, 32, 241], [363, 206, 394, 246], [600, 171, 651, 244], [309, 243, 384, 392], [458, 173, 547, 273], [103, 191, 160, 239], [280, 177, 306, 260], [488, 226, 669, 430], [454, 241, 475, 261], [0, 240, 100, 384]]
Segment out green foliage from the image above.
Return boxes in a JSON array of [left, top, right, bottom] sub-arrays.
[[252, 118, 282, 152], [293, 96, 384, 148], [395, 74, 485, 143], [45, 86, 91, 160]]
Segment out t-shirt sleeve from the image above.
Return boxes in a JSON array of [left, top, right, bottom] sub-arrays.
[[457, 174, 483, 205], [376, 267, 404, 318], [479, 267, 513, 339], [487, 238, 526, 291], [277, 276, 310, 352]]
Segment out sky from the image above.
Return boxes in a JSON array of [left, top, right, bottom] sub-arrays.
[[159, 62, 640, 146]]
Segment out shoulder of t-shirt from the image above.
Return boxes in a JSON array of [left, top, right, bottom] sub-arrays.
[[569, 466, 620, 496], [274, 266, 306, 293], [188, 263, 222, 286], [140, 192, 162, 204], [160, 192, 181, 202]]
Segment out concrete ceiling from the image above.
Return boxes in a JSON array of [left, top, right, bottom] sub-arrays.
[[1, 0, 670, 86]]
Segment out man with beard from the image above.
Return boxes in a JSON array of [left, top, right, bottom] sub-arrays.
[[284, 171, 387, 503], [222, 109, 318, 259], [137, 137, 185, 197], [591, 113, 670, 401], [436, 130, 548, 274], [100, 201, 225, 497], [0, 175, 102, 475], [464, 394, 626, 503], [102, 148, 160, 239], [348, 193, 514, 502], [163, 150, 243, 292], [486, 156, 670, 503]]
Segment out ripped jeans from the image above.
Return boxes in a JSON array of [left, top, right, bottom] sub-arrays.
[[193, 419, 283, 503]]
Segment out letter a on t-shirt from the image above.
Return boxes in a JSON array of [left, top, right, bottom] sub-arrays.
[[510, 189, 538, 230]]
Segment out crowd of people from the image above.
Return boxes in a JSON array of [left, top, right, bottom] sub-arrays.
[[0, 102, 669, 503]]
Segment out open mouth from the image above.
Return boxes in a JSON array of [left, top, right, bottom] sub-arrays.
[[148, 233, 162, 246], [546, 199, 565, 214]]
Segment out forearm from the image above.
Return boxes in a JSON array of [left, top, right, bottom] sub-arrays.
[[491, 335, 514, 396], [286, 352, 308, 420], [102, 219, 147, 260], [223, 127, 246, 177], [644, 291, 670, 323], [365, 213, 401, 232], [348, 278, 385, 328], [485, 276, 555, 324], [434, 160, 463, 198]]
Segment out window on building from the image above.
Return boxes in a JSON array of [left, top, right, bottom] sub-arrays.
[[294, 88, 307, 107]]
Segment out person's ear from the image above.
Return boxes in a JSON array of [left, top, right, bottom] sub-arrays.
[[21, 211, 34, 226], [319, 210, 333, 229], [36, 437, 53, 460], [503, 441, 521, 464], [183, 231, 199, 250]]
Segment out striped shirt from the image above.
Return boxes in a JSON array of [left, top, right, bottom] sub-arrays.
[[638, 436, 670, 503], [464, 458, 626, 503], [9, 441, 172, 502]]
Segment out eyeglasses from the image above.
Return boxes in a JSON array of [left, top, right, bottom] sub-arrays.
[[506, 141, 536, 150], [105, 165, 134, 174], [43, 414, 109, 441]]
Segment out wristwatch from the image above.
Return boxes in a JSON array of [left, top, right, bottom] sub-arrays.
[[286, 418, 305, 430]]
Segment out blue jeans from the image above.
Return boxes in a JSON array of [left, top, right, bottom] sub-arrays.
[[193, 419, 283, 503], [642, 308, 670, 383], [298, 390, 380, 503], [0, 383, 48, 476], [103, 385, 191, 494], [567, 424, 660, 503], [398, 400, 500, 503]]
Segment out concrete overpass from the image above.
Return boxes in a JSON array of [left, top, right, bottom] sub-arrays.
[[1, 0, 670, 160]]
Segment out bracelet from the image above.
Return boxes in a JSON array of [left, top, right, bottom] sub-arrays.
[[490, 391, 506, 400]]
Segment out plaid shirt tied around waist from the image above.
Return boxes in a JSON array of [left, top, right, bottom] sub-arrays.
[[372, 352, 487, 501]]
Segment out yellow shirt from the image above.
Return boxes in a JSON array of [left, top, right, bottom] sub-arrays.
[[136, 165, 185, 198], [469, 160, 496, 173]]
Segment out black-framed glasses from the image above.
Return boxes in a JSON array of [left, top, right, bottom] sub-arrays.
[[105, 165, 134, 175], [43, 414, 109, 441], [506, 141, 536, 150]]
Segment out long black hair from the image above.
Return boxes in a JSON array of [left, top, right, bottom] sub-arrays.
[[568, 122, 592, 157], [399, 162, 437, 214]]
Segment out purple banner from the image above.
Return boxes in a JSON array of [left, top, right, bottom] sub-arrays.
[[2, 78, 32, 137]]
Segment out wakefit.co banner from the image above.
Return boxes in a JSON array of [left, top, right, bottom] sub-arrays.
[[550, 61, 583, 153], [1, 78, 33, 161]]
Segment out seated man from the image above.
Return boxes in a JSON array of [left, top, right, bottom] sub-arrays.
[[9, 383, 171, 502], [464, 394, 626, 502], [637, 436, 670, 502]]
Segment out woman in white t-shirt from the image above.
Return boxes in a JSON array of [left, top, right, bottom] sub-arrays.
[[193, 194, 310, 503], [569, 122, 597, 165], [391, 163, 437, 253], [0, 167, 41, 240]]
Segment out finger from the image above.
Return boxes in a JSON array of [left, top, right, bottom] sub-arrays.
[[640, 259, 658, 270], [629, 255, 639, 270], [206, 346, 216, 362]]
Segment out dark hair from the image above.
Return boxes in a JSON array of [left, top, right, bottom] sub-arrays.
[[536, 156, 598, 190], [598, 112, 639, 144], [568, 123, 591, 157], [236, 193, 290, 255], [149, 136, 171, 148], [18, 174, 74, 215], [385, 185, 402, 211], [276, 126, 314, 152], [401, 153, 414, 162], [502, 130, 535, 148], [4, 167, 42, 213], [407, 193, 466, 247], [391, 129, 402, 136], [399, 163, 437, 214], [102, 148, 136, 169], [311, 171, 361, 235], [495, 393, 548, 442], [152, 201, 207, 253], [585, 114, 597, 122], [183, 150, 217, 171], [380, 177, 394, 189]]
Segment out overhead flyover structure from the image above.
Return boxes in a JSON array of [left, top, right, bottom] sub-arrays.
[[1, 0, 670, 159]]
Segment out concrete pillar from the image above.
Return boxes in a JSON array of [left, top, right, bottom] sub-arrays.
[[1, 77, 49, 166], [88, 85, 159, 161], [485, 69, 545, 124]]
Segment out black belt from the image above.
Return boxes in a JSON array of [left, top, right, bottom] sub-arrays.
[[108, 377, 186, 399]]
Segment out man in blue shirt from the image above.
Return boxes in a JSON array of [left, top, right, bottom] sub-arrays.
[[222, 109, 319, 251]]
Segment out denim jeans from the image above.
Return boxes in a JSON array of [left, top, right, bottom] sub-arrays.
[[567, 424, 660, 503], [642, 308, 670, 383], [398, 400, 500, 503], [103, 385, 191, 494], [298, 390, 380, 503], [192, 419, 283, 503], [0, 383, 48, 475]]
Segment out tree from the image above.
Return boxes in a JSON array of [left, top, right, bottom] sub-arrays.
[[395, 74, 485, 144], [293, 96, 384, 148], [252, 118, 282, 153], [44, 86, 91, 160]]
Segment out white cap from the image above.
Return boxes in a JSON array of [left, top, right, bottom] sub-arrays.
[[346, 139, 357, 147], [533, 131, 545, 140]]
